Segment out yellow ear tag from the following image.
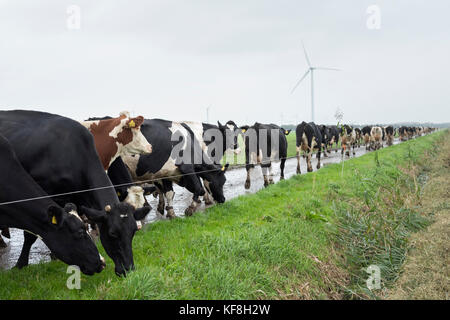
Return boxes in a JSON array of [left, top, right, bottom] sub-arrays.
[[52, 216, 57, 225], [129, 120, 135, 128], [117, 192, 121, 197], [241, 129, 246, 133], [285, 130, 288, 134], [221, 166, 225, 171]]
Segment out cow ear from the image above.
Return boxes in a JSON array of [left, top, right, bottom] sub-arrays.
[[221, 163, 230, 172], [217, 121, 223, 128], [126, 116, 144, 129], [79, 206, 107, 223], [133, 206, 150, 221], [47, 205, 65, 228], [240, 126, 249, 133]]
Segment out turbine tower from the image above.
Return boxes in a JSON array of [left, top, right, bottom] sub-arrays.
[[291, 41, 340, 123]]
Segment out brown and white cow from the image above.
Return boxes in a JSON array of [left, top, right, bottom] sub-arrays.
[[370, 126, 383, 150], [81, 112, 152, 170]]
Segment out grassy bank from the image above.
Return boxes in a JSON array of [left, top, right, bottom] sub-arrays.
[[0, 130, 446, 299]]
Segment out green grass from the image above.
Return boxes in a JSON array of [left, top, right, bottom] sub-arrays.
[[0, 130, 446, 299]]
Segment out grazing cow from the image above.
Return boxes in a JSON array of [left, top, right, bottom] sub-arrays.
[[181, 120, 240, 205], [0, 110, 150, 276], [0, 134, 105, 275], [385, 126, 394, 146], [295, 121, 322, 173], [82, 112, 152, 170], [370, 126, 383, 150], [118, 119, 229, 218], [362, 126, 372, 150], [340, 125, 356, 157], [239, 123, 290, 189]]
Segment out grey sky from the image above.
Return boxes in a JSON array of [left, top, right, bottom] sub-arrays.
[[0, 0, 449, 125]]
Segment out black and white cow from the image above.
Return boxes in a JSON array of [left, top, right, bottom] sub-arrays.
[[327, 125, 340, 153], [0, 134, 105, 275], [362, 126, 372, 150], [181, 120, 240, 205], [385, 126, 394, 146], [319, 125, 332, 157], [118, 119, 230, 218], [239, 123, 290, 188], [0, 110, 150, 276], [295, 121, 322, 174]]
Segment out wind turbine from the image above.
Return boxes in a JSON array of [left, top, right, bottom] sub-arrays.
[[291, 41, 340, 123]]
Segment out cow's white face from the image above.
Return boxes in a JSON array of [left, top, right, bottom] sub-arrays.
[[124, 186, 146, 209], [124, 128, 153, 155]]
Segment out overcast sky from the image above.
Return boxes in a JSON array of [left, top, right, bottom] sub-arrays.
[[0, 0, 449, 125]]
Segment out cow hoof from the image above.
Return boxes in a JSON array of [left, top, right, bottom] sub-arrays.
[[307, 167, 313, 173], [50, 253, 57, 261], [166, 206, 176, 219], [184, 206, 195, 217], [269, 179, 274, 184], [296, 168, 301, 174], [204, 199, 214, 205], [264, 181, 269, 188], [280, 176, 284, 181], [245, 180, 251, 189], [317, 164, 321, 169]]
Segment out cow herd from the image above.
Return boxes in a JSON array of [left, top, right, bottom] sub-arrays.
[[0, 109, 436, 277]]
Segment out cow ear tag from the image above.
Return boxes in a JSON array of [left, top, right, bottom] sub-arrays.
[[117, 191, 121, 197], [129, 120, 135, 128], [221, 166, 225, 171], [241, 129, 246, 133], [52, 216, 57, 225], [285, 130, 289, 134]]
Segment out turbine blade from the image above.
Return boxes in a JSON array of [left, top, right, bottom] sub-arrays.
[[290, 69, 310, 94], [302, 40, 312, 67], [315, 67, 340, 71]]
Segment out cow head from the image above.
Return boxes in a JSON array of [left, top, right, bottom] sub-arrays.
[[44, 203, 105, 275], [79, 203, 150, 276], [218, 121, 241, 154], [200, 163, 229, 204], [116, 113, 152, 156], [83, 112, 152, 170]]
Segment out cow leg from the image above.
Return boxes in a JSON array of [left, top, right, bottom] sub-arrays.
[[322, 144, 328, 157], [15, 231, 38, 269], [245, 164, 253, 189], [296, 148, 301, 174], [307, 152, 313, 172], [316, 149, 322, 169], [164, 190, 176, 219], [261, 164, 270, 187], [280, 157, 286, 180], [202, 180, 214, 205], [268, 164, 275, 184]]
